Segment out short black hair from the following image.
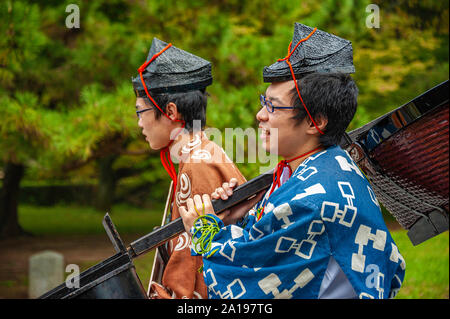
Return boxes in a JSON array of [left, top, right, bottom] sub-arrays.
[[144, 89, 208, 132], [290, 73, 358, 147]]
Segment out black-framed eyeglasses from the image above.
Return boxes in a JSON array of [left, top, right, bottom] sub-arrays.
[[136, 107, 153, 119], [260, 94, 295, 113]]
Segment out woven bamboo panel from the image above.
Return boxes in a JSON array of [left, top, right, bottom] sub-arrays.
[[369, 103, 449, 229]]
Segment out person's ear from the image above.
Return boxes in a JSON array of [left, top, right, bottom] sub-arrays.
[[165, 102, 180, 121], [306, 115, 328, 135]]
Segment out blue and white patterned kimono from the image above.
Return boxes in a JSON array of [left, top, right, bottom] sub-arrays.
[[191, 145, 406, 299]]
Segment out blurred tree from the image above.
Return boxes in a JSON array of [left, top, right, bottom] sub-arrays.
[[0, 1, 53, 237], [49, 83, 156, 212], [0, 1, 151, 236], [0, 92, 57, 237]]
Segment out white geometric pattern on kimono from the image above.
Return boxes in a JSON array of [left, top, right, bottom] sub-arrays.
[[191, 145, 405, 299]]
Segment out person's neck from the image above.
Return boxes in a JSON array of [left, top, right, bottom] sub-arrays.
[[173, 130, 198, 145], [284, 141, 324, 173]]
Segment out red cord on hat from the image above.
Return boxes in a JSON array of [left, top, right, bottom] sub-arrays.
[[277, 27, 324, 135], [138, 43, 186, 202]]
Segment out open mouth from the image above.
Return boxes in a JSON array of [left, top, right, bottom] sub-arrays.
[[260, 127, 271, 139]]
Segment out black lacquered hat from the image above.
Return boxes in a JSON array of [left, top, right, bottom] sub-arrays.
[[263, 23, 355, 82], [132, 38, 213, 97]]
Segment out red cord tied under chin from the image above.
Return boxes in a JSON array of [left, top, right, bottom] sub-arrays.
[[138, 42, 186, 202], [268, 146, 322, 198], [277, 27, 324, 136]]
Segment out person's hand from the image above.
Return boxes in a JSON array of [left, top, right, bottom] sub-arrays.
[[211, 178, 265, 226], [179, 194, 215, 234], [179, 178, 266, 233], [211, 178, 239, 200]]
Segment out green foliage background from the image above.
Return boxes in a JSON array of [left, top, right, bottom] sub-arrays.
[[0, 0, 448, 203]]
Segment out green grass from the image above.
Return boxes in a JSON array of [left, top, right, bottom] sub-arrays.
[[18, 203, 164, 235], [391, 230, 449, 299]]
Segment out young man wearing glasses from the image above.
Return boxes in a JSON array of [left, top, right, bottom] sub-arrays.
[[132, 38, 245, 299], [179, 23, 405, 299]]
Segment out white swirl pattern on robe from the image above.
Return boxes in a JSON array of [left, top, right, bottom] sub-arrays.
[[174, 232, 191, 251], [181, 134, 202, 154], [191, 149, 212, 160], [176, 173, 192, 207]]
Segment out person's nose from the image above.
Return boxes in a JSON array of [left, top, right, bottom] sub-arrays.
[[256, 105, 269, 122], [138, 117, 144, 128]]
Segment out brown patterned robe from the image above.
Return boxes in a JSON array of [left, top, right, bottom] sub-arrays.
[[149, 132, 246, 299]]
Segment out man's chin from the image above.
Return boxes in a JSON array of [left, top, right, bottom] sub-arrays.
[[262, 140, 279, 155], [147, 140, 159, 151], [149, 140, 170, 152]]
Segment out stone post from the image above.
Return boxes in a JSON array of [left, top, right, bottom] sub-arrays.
[[28, 250, 64, 299]]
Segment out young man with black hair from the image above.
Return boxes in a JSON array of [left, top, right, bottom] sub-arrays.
[[132, 38, 245, 299], [179, 24, 405, 299]]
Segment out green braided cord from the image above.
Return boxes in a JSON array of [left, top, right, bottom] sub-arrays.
[[191, 214, 220, 255]]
